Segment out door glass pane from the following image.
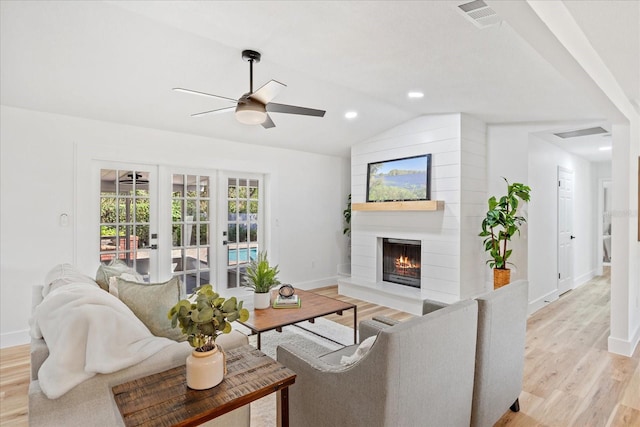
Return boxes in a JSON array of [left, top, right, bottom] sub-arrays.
[[226, 177, 260, 289], [172, 173, 212, 295], [99, 168, 151, 281]]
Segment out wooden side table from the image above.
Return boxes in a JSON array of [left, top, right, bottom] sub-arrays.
[[112, 345, 296, 427]]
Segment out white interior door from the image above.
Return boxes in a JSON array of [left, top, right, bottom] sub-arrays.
[[558, 167, 574, 295]]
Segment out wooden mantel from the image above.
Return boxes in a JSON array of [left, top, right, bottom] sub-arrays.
[[352, 200, 444, 212]]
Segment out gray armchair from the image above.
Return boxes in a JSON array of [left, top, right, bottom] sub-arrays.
[[470, 280, 529, 427], [276, 299, 479, 427]]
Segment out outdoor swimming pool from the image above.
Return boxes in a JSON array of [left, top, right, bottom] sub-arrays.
[[228, 247, 258, 263]]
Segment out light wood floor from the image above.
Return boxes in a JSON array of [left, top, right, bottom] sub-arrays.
[[2, 271, 638, 426]]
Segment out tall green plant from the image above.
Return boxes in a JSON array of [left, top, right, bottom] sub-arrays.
[[343, 194, 351, 236], [242, 251, 280, 293], [479, 178, 531, 270]]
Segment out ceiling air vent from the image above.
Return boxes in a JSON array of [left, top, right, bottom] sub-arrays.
[[457, 0, 502, 29], [553, 127, 608, 139]]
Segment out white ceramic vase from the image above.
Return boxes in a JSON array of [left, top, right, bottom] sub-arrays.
[[253, 291, 271, 309], [186, 345, 225, 390]]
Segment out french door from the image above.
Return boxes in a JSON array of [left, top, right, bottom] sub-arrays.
[[96, 163, 264, 296], [217, 173, 264, 295], [98, 165, 158, 282]]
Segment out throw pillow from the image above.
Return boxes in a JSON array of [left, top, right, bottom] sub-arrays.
[[95, 259, 144, 291], [115, 276, 186, 342], [340, 335, 376, 366], [43, 264, 99, 297], [108, 273, 142, 298]]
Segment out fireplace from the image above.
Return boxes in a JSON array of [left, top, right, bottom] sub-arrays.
[[382, 238, 421, 288]]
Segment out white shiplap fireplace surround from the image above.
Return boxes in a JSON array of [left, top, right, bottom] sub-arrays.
[[338, 113, 488, 315]]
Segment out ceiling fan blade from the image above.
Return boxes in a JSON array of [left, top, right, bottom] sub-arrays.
[[250, 80, 286, 104], [261, 114, 276, 129], [190, 106, 235, 117], [267, 102, 326, 117], [173, 88, 237, 103]]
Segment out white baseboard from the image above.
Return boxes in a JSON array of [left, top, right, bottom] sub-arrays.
[[528, 289, 559, 315], [608, 324, 640, 357], [336, 263, 351, 277], [0, 329, 30, 349], [573, 269, 596, 289]]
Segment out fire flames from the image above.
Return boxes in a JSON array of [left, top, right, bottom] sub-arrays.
[[395, 256, 419, 270]]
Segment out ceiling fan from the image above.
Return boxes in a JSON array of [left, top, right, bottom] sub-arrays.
[[173, 49, 326, 129]]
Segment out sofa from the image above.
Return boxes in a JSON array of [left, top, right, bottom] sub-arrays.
[[277, 299, 479, 427], [28, 265, 251, 427], [277, 280, 529, 427], [371, 280, 529, 427], [470, 280, 528, 427]]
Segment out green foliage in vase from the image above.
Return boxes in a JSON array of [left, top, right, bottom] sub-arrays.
[[242, 251, 280, 293], [168, 284, 249, 352], [479, 178, 532, 270]]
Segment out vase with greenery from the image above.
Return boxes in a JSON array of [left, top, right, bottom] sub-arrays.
[[479, 178, 531, 289], [242, 251, 280, 309], [168, 284, 249, 389]]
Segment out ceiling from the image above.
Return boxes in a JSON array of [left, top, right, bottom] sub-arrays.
[[1, 1, 637, 159]]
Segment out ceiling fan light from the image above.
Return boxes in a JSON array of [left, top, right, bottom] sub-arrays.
[[235, 101, 267, 125]]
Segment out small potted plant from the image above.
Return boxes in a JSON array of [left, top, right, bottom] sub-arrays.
[[168, 284, 249, 389], [242, 251, 280, 309], [479, 178, 531, 289]]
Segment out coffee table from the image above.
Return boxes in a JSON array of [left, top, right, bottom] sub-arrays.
[[112, 345, 296, 427], [239, 288, 357, 350]]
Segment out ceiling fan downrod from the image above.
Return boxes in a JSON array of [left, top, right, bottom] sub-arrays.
[[242, 49, 261, 94]]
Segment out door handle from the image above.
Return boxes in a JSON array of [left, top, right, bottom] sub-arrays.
[[570, 235, 576, 240]]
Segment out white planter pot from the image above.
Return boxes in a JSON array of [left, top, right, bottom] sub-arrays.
[[186, 345, 225, 390], [253, 292, 271, 309]]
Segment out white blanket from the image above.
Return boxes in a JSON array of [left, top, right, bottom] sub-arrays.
[[30, 282, 174, 399]]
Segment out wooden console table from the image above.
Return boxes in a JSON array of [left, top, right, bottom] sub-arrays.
[[112, 345, 296, 427]]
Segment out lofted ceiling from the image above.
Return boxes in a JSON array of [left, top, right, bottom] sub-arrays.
[[1, 1, 637, 159]]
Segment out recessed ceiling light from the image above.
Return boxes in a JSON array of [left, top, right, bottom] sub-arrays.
[[345, 111, 358, 119], [599, 146, 612, 151], [408, 91, 424, 99]]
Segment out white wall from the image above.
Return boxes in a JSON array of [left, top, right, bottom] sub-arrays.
[[487, 123, 600, 315], [0, 105, 350, 347], [608, 121, 640, 356], [528, 134, 597, 311], [486, 125, 530, 283]]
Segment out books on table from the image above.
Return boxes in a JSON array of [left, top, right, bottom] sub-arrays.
[[273, 294, 301, 309]]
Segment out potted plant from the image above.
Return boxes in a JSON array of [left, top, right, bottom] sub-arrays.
[[343, 193, 351, 237], [242, 251, 281, 309], [168, 284, 249, 389], [479, 178, 531, 289]]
